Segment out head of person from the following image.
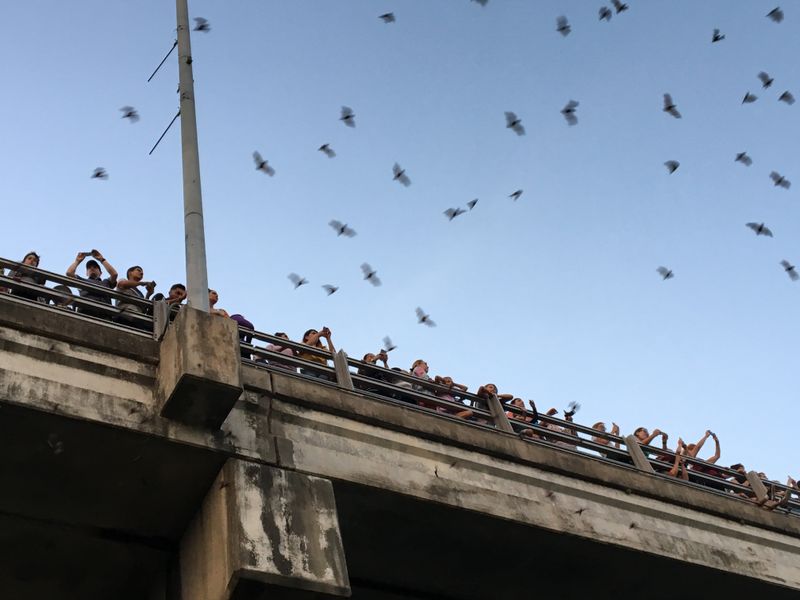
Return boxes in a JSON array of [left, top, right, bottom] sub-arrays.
[[592, 422, 609, 445], [634, 427, 649, 442], [480, 383, 498, 397], [363, 352, 376, 363], [208, 289, 219, 306], [440, 375, 453, 386], [22, 251, 40, 267], [510, 397, 525, 409], [303, 328, 322, 346], [410, 359, 428, 376], [686, 442, 697, 454], [274, 332, 288, 340], [126, 266, 144, 282], [85, 259, 102, 279], [168, 283, 186, 300], [730, 463, 745, 473]]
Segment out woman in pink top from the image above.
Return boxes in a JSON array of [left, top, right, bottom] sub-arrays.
[[265, 332, 296, 371], [433, 375, 473, 419]]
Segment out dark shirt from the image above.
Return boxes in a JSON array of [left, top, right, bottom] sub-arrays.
[[6, 268, 46, 301], [77, 275, 115, 304], [116, 286, 145, 313], [689, 461, 726, 490]]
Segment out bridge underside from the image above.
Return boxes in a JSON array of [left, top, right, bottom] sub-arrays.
[[0, 479, 795, 599], [0, 401, 794, 599], [334, 481, 797, 599]]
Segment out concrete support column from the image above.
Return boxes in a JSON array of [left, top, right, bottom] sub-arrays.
[[180, 460, 350, 600], [156, 306, 243, 429]]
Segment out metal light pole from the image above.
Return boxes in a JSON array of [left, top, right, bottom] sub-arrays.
[[176, 0, 210, 312]]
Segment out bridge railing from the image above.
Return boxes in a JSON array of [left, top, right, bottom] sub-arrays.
[[235, 333, 799, 514], [2, 258, 797, 515], [1, 257, 154, 333]]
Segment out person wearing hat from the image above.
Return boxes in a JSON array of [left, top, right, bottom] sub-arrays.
[[66, 249, 118, 317]]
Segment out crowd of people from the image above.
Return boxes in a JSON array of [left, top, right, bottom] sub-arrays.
[[1, 248, 797, 513]]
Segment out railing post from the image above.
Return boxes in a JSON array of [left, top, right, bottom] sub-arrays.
[[746, 471, 769, 503], [624, 435, 655, 473], [486, 394, 514, 433], [333, 350, 354, 390], [152, 299, 170, 340]]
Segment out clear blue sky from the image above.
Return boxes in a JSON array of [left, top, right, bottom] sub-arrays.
[[1, 1, 797, 479]]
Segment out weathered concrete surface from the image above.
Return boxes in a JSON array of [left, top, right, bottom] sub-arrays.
[[181, 460, 349, 600], [156, 306, 243, 429], [269, 371, 800, 536], [0, 511, 169, 600], [3, 297, 800, 598], [0, 302, 276, 464], [334, 482, 800, 600], [268, 372, 800, 592], [0, 300, 276, 598]]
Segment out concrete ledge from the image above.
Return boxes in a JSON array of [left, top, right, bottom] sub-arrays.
[[272, 400, 800, 591], [180, 460, 350, 600], [0, 295, 157, 362], [268, 371, 800, 538], [156, 307, 243, 429]]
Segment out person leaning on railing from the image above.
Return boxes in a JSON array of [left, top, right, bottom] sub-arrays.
[[208, 289, 229, 317], [114, 265, 156, 330], [507, 398, 539, 438], [591, 421, 620, 455], [475, 383, 512, 408], [298, 327, 335, 380], [432, 375, 473, 419], [542, 407, 578, 450], [410, 359, 432, 394], [65, 249, 118, 316], [5, 251, 46, 301], [357, 351, 391, 393], [261, 332, 296, 371]]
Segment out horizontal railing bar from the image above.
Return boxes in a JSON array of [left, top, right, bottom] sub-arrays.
[[345, 355, 491, 406], [349, 373, 492, 417], [247, 330, 334, 360], [0, 277, 154, 325], [0, 260, 152, 310], [247, 345, 336, 373]]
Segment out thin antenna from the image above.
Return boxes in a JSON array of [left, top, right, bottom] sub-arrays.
[[148, 110, 181, 155], [147, 40, 178, 82]]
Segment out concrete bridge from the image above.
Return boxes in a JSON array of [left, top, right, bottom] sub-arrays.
[[1, 293, 799, 599]]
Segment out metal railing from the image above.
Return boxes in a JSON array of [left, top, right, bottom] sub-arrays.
[[238, 327, 799, 515], [1, 257, 156, 335], [2, 256, 797, 515]]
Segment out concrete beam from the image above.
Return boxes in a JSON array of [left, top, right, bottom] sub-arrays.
[[156, 307, 243, 429], [272, 399, 800, 591], [180, 460, 350, 600]]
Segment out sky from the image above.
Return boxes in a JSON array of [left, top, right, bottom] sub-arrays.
[[1, 1, 798, 479]]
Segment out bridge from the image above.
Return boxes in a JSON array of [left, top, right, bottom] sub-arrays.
[[1, 261, 800, 599]]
